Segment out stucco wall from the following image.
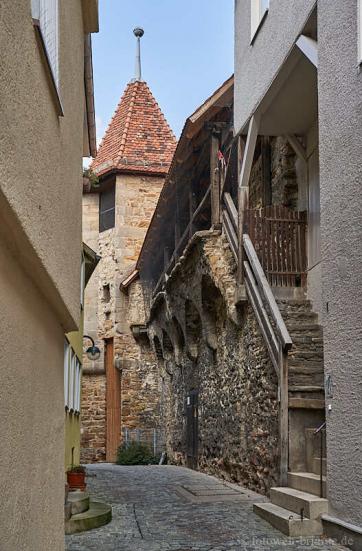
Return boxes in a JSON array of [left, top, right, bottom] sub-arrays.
[[0, 235, 64, 551], [234, 0, 316, 134], [318, 0, 362, 528], [0, 0, 85, 330]]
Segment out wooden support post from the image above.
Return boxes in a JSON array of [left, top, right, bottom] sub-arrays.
[[174, 218, 180, 259], [279, 348, 289, 486], [261, 136, 272, 207], [105, 338, 121, 462], [237, 114, 260, 292], [189, 188, 196, 238], [163, 247, 170, 270], [210, 131, 221, 228]]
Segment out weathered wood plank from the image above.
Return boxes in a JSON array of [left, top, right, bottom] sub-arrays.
[[279, 348, 289, 486], [244, 261, 279, 366], [210, 132, 220, 227], [223, 209, 238, 261], [105, 338, 121, 463], [223, 192, 238, 231], [243, 234, 292, 350]]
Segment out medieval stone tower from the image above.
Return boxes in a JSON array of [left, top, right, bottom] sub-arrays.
[[81, 30, 176, 462]]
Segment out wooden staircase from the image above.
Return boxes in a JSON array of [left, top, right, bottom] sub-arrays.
[[220, 194, 328, 536]]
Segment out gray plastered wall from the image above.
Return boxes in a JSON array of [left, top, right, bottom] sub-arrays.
[[318, 0, 362, 529]]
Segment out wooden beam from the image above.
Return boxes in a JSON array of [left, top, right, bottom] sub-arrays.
[[223, 210, 238, 261], [223, 192, 238, 231], [237, 115, 260, 287], [261, 137, 272, 207], [210, 131, 220, 227], [243, 234, 293, 350], [164, 247, 170, 270], [296, 35, 318, 68], [286, 134, 307, 165], [105, 338, 121, 462], [189, 188, 196, 238], [279, 348, 289, 486], [244, 261, 279, 368], [174, 217, 180, 259]]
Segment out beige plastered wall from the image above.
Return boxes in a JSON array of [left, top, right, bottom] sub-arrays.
[[0, 0, 85, 330], [0, 1, 88, 549], [0, 232, 65, 550]]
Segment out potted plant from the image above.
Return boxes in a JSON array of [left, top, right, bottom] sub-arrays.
[[67, 464, 86, 491]]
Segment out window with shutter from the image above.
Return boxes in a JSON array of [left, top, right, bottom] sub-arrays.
[[99, 184, 116, 232]]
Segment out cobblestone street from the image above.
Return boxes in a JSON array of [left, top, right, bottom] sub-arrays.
[[65, 465, 347, 551]]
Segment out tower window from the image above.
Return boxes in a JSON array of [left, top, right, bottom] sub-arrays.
[[99, 184, 115, 232]]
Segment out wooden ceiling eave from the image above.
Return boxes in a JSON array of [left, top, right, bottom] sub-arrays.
[[137, 76, 234, 274]]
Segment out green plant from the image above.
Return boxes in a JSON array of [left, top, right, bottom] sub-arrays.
[[83, 167, 99, 188], [116, 441, 159, 466], [67, 464, 86, 474]]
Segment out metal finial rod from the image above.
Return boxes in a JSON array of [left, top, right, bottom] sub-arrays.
[[133, 27, 144, 81]]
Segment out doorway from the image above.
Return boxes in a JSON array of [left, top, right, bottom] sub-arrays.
[[105, 338, 121, 462], [186, 389, 198, 470]]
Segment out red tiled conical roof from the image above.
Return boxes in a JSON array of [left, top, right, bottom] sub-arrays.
[[91, 80, 177, 177]]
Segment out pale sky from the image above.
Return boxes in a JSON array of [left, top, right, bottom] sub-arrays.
[[90, 0, 234, 153]]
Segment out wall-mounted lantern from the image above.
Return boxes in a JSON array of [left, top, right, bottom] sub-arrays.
[[83, 335, 101, 361]]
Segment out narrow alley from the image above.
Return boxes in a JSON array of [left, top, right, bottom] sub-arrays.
[[65, 465, 347, 551]]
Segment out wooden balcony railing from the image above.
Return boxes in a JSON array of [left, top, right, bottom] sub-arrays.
[[246, 206, 307, 287]]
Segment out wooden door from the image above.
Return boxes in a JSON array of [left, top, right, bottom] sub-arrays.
[[186, 390, 198, 470], [105, 338, 120, 462]]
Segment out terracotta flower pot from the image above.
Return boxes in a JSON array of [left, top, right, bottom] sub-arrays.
[[67, 471, 86, 491]]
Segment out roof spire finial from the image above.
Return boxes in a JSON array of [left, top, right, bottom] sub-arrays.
[[133, 27, 144, 82]]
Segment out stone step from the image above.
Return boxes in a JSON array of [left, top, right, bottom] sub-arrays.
[[277, 300, 312, 313], [68, 491, 90, 515], [288, 354, 324, 363], [283, 312, 318, 323], [270, 487, 328, 519], [292, 333, 323, 352], [289, 374, 324, 387], [289, 385, 324, 394], [289, 398, 325, 410], [286, 323, 322, 334], [288, 472, 326, 498], [288, 362, 324, 372], [253, 502, 323, 536], [289, 376, 324, 387], [65, 501, 112, 535], [311, 457, 327, 476]]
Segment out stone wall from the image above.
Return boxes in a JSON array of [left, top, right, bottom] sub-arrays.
[[81, 173, 164, 462], [81, 374, 107, 462], [148, 231, 279, 495], [249, 137, 298, 210]]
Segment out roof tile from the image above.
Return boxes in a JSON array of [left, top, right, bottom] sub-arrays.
[[91, 81, 177, 177]]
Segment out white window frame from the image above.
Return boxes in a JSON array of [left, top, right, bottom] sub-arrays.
[[31, 0, 63, 115], [68, 349, 75, 411], [74, 358, 81, 414], [251, 0, 269, 43], [64, 339, 70, 409]]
